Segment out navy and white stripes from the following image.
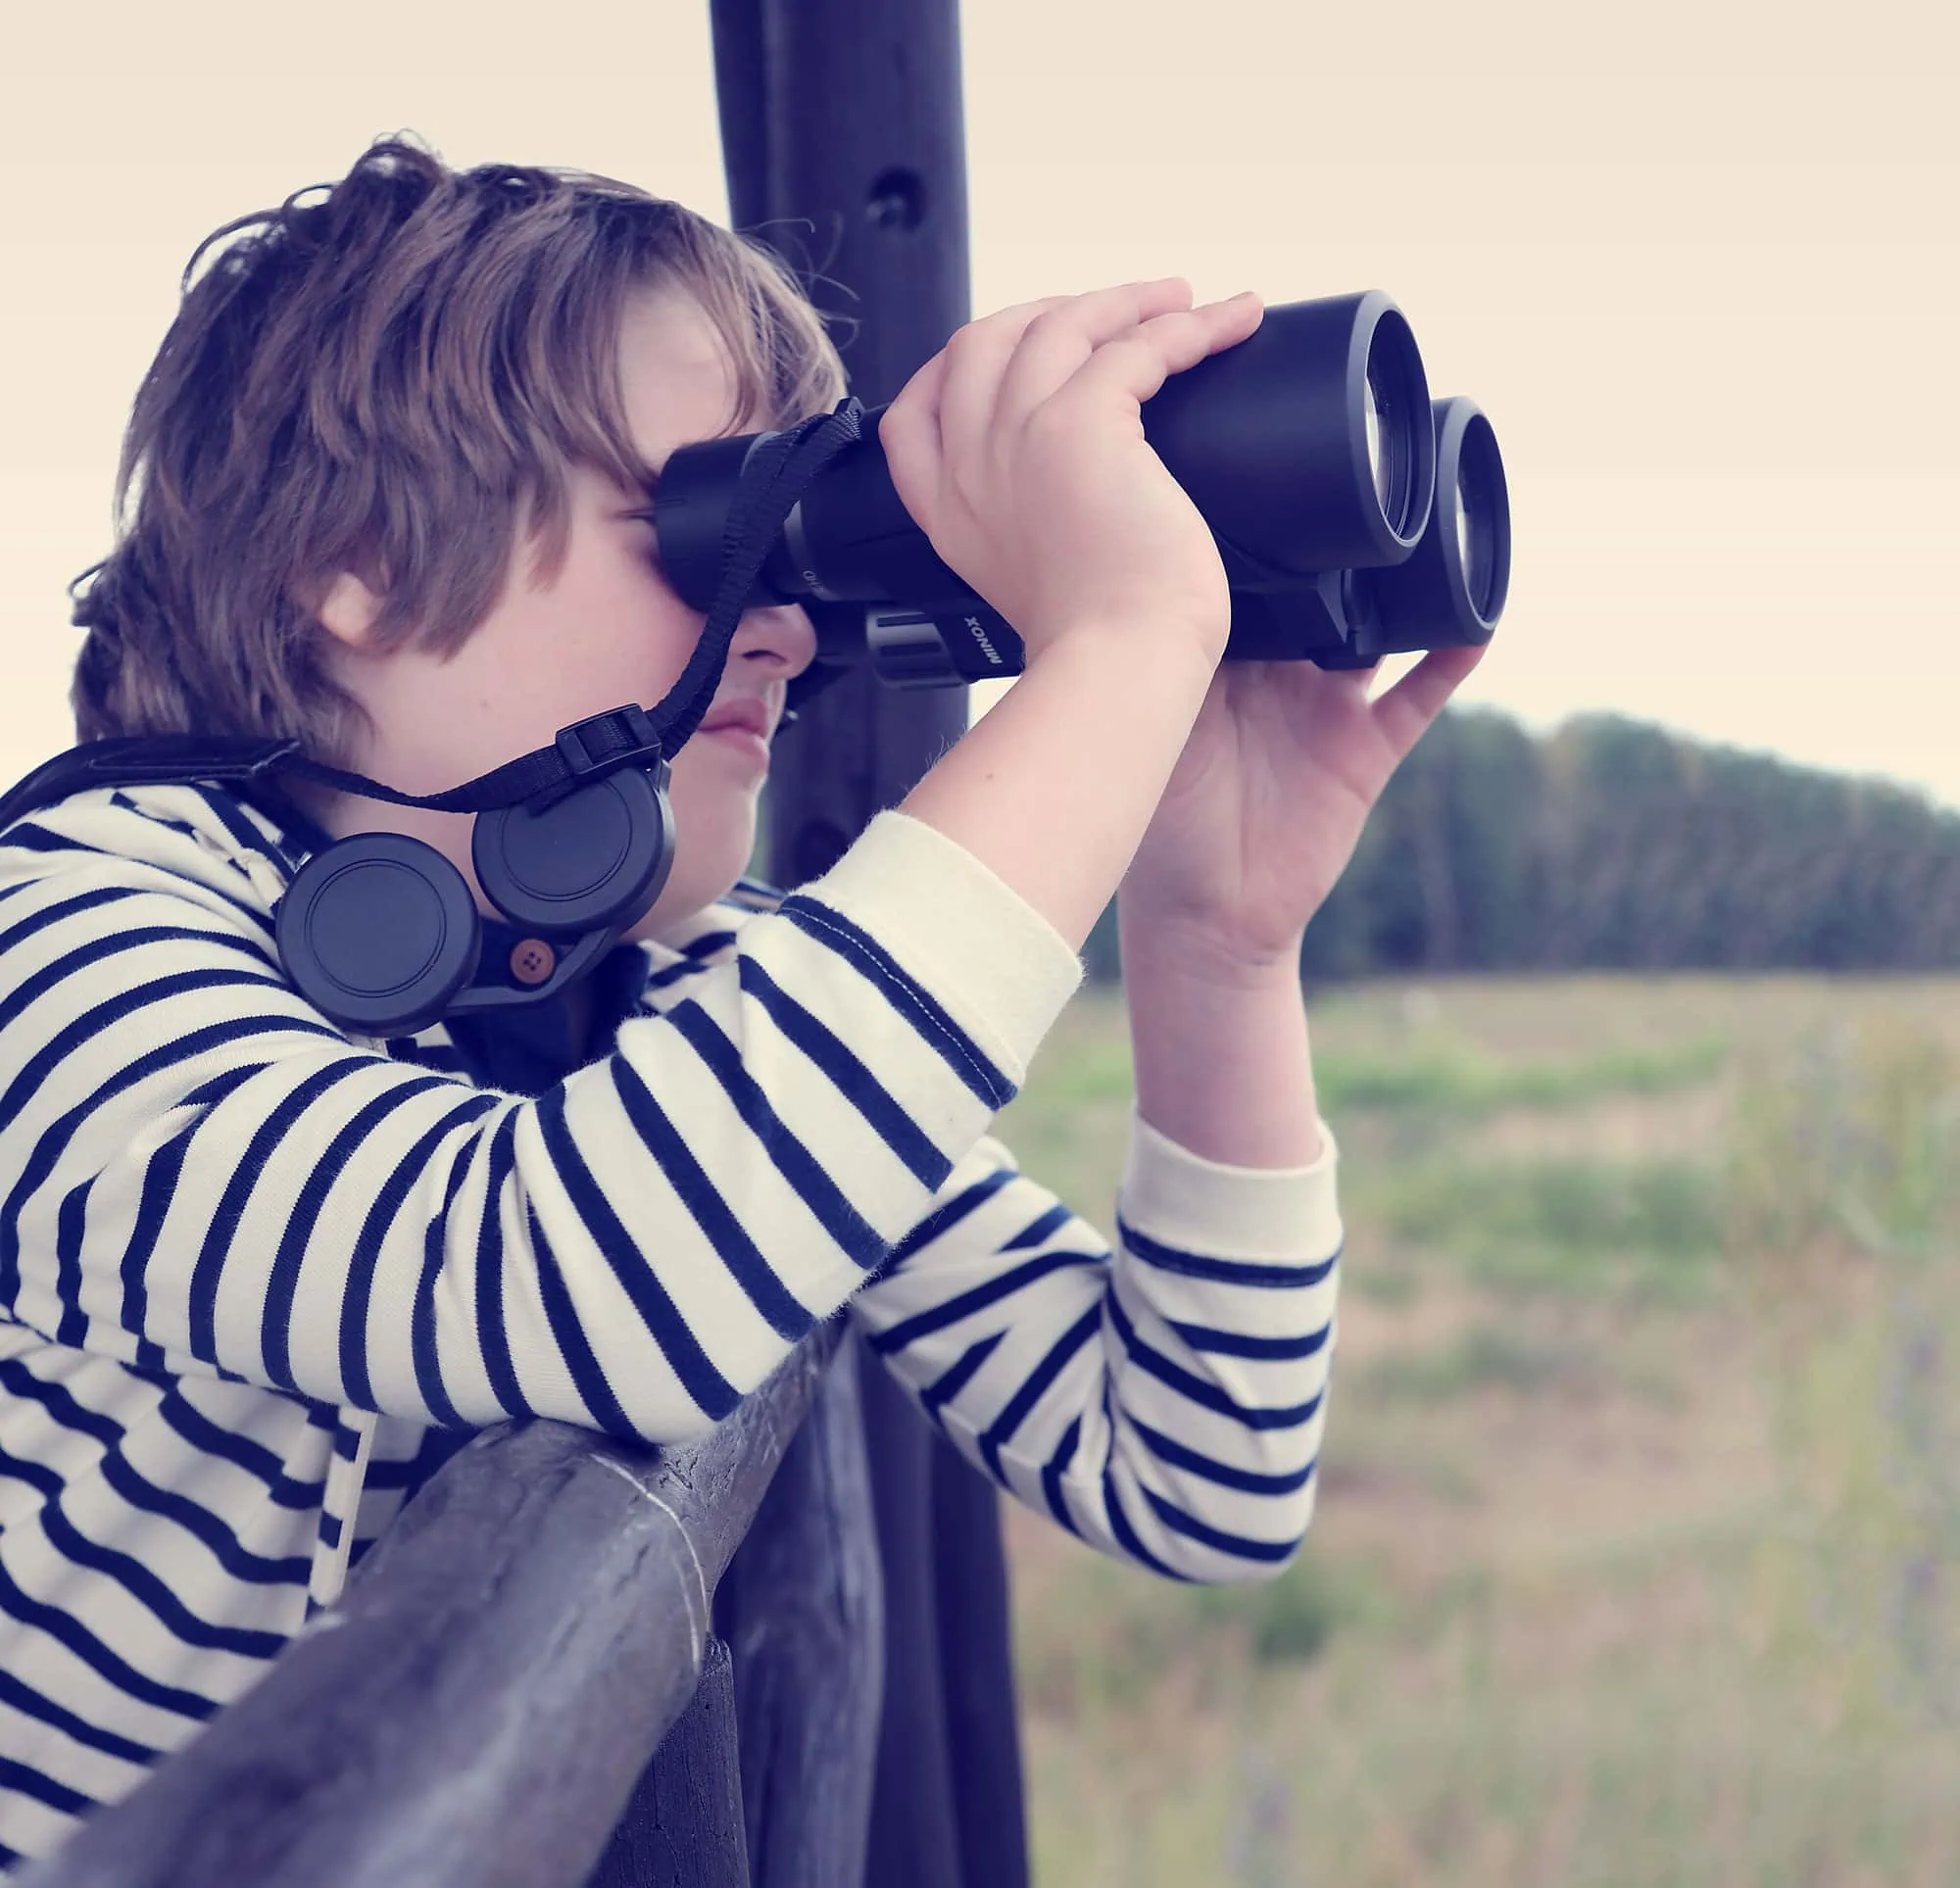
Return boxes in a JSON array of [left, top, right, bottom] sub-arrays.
[[0, 785, 1341, 1870]]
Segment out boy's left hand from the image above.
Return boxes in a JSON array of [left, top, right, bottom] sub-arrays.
[[1121, 646, 1486, 968]]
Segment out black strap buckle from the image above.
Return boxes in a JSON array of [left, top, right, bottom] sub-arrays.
[[555, 705, 664, 779]]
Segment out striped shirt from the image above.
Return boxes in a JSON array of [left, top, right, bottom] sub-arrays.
[[0, 780, 1341, 1871]]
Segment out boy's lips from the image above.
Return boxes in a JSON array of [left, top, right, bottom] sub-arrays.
[[695, 697, 775, 767], [697, 698, 772, 740]]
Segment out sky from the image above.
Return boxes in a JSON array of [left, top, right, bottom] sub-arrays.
[[3, 0, 1955, 805]]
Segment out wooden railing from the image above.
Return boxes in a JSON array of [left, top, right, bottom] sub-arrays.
[[18, 1324, 883, 1888]]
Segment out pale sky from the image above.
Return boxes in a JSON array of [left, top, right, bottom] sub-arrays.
[[4, 1, 1955, 803]]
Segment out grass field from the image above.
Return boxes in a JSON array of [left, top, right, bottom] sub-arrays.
[[993, 976, 1960, 1887]]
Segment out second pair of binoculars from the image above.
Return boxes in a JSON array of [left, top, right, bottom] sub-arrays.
[[656, 290, 1510, 685]]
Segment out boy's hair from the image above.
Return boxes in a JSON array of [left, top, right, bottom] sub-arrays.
[[70, 134, 849, 762]]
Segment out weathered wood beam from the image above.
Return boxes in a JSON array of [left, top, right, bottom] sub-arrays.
[[18, 1324, 843, 1888]]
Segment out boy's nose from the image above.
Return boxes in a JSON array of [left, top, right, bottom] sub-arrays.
[[731, 603, 818, 680]]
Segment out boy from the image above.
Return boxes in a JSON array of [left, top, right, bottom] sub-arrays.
[[0, 138, 1479, 1868]]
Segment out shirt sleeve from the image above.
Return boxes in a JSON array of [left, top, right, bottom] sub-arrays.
[[851, 1110, 1340, 1585], [0, 793, 1083, 1445]]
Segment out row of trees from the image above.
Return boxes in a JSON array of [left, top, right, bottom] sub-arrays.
[[1085, 709, 1960, 980]]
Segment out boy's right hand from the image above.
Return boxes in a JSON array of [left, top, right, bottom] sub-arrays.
[[878, 279, 1265, 666]]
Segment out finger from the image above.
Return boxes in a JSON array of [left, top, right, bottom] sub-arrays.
[[879, 352, 953, 522], [1369, 644, 1487, 759], [940, 279, 1199, 462], [932, 294, 1080, 467], [987, 278, 1203, 427], [882, 284, 1190, 524], [878, 390, 941, 529], [1044, 293, 1263, 421], [988, 277, 1195, 353]]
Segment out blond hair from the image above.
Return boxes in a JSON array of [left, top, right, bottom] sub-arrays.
[[71, 134, 848, 762]]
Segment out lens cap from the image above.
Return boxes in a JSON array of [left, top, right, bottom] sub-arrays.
[[472, 764, 675, 937], [275, 833, 482, 1035]]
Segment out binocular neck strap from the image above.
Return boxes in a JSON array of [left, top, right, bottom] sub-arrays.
[[647, 395, 868, 752]]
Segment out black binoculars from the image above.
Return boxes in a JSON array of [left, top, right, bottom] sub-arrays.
[[655, 291, 1509, 685]]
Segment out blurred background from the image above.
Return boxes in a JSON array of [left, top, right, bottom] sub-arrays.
[[6, 1, 1959, 1879], [1001, 975, 1960, 1884]]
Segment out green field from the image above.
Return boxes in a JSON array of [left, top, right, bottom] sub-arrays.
[[995, 977, 1960, 1887]]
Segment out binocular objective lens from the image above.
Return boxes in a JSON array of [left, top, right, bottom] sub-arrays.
[[1364, 373, 1390, 516], [1455, 450, 1490, 616]]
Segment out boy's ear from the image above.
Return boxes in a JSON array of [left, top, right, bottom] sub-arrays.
[[316, 572, 385, 649]]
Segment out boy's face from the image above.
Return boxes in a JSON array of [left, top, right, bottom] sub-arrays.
[[316, 288, 817, 942]]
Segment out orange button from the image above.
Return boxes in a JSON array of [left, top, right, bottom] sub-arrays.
[[510, 939, 556, 986]]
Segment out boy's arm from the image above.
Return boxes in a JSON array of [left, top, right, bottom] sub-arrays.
[[850, 1111, 1338, 1585], [832, 818, 1337, 1587], [0, 792, 1082, 1445], [1119, 938, 1323, 1170]]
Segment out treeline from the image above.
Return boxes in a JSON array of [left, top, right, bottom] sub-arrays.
[[1084, 709, 1960, 980]]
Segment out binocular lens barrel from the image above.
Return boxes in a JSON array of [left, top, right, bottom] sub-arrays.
[[1352, 397, 1510, 657], [1138, 291, 1434, 581]]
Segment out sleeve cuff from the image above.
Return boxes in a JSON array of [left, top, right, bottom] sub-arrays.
[[798, 809, 1086, 1084], [1118, 1106, 1341, 1261]]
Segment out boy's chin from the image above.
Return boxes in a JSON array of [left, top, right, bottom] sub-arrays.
[[623, 814, 759, 943]]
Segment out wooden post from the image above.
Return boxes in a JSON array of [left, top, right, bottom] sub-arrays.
[[710, 0, 973, 888], [586, 1637, 750, 1888], [710, 5, 1032, 1886], [712, 1340, 884, 1886]]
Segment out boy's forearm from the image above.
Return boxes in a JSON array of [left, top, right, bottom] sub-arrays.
[[897, 628, 1219, 953], [1117, 911, 1324, 1169]]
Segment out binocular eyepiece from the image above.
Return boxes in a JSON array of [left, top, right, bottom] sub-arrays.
[[654, 290, 1510, 685]]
